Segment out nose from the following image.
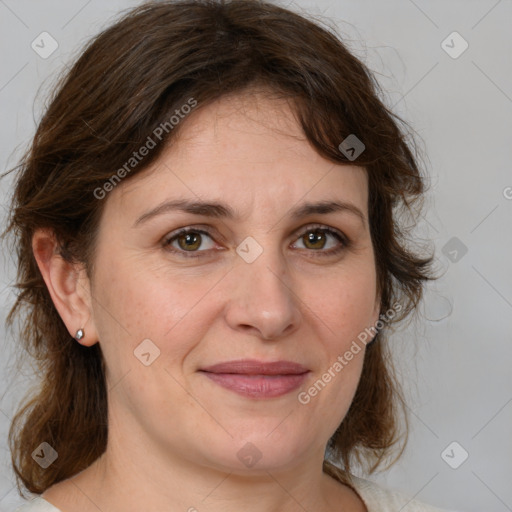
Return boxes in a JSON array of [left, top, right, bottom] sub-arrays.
[[223, 244, 302, 341]]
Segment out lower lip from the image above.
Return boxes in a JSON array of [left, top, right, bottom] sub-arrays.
[[200, 372, 309, 399]]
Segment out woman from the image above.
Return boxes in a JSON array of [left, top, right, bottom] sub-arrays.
[[4, 1, 453, 510]]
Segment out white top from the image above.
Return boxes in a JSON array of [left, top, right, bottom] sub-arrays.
[[13, 475, 455, 511]]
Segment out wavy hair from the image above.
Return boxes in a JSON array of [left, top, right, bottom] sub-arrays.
[[2, 0, 435, 497]]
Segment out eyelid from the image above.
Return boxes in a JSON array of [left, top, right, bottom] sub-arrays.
[[290, 222, 347, 243]]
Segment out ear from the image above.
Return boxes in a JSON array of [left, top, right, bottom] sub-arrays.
[[32, 228, 99, 346]]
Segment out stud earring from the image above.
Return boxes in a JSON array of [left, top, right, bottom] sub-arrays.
[[74, 328, 85, 341]]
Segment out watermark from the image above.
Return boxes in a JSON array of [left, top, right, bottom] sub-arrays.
[[236, 236, 264, 263], [237, 441, 263, 468], [441, 31, 469, 60], [93, 97, 198, 200], [32, 442, 58, 469], [338, 134, 365, 161], [31, 31, 59, 59], [298, 301, 402, 405], [503, 186, 512, 200], [441, 441, 469, 469], [133, 338, 160, 366], [442, 236, 468, 264]]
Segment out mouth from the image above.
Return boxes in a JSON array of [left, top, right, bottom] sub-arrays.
[[198, 359, 310, 399]]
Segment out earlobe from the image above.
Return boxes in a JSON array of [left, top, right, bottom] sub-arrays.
[[32, 228, 98, 346]]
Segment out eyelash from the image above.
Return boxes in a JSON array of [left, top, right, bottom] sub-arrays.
[[162, 224, 350, 259]]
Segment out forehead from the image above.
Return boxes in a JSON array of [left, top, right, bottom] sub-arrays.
[[111, 91, 368, 222]]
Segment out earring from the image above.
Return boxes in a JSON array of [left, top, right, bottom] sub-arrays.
[[74, 328, 85, 341]]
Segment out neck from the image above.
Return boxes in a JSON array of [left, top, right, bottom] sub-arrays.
[[58, 441, 364, 512]]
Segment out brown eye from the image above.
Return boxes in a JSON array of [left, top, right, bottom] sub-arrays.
[[291, 226, 348, 257], [176, 232, 202, 251], [302, 230, 328, 250], [164, 228, 216, 256]]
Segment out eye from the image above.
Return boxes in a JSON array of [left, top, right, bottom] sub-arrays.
[[162, 224, 349, 259], [291, 225, 348, 256], [163, 228, 216, 257]]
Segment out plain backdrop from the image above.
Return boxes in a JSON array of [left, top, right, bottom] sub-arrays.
[[0, 1, 511, 511]]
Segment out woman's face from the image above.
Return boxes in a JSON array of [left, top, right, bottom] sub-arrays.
[[86, 91, 380, 474]]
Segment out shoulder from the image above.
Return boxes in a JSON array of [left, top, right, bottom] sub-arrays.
[[348, 474, 456, 512], [14, 497, 62, 512], [323, 461, 456, 512]]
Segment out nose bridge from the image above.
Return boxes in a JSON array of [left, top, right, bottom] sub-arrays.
[[225, 234, 301, 339]]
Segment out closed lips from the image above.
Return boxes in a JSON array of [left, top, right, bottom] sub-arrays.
[[199, 359, 309, 375]]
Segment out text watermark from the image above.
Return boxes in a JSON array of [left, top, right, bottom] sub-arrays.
[[93, 97, 198, 200], [298, 301, 402, 404]]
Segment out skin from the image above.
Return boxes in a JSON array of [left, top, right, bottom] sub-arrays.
[[33, 89, 380, 512]]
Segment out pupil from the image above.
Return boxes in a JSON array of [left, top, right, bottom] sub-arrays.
[[180, 233, 200, 250], [306, 231, 325, 249]]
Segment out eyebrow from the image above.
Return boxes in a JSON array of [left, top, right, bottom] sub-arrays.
[[132, 198, 366, 228]]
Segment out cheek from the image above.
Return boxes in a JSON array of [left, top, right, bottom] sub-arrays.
[[91, 258, 222, 368], [94, 258, 178, 330], [304, 263, 378, 344]]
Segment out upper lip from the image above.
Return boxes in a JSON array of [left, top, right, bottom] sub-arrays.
[[199, 359, 309, 375]]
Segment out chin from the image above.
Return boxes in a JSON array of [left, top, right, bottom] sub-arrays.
[[204, 431, 311, 475]]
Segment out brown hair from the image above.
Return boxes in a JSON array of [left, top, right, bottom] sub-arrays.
[[2, 0, 434, 497]]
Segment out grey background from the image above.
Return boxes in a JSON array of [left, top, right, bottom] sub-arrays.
[[1, 1, 511, 511]]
